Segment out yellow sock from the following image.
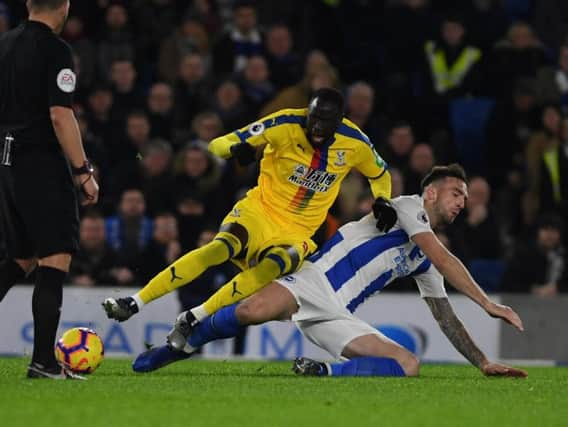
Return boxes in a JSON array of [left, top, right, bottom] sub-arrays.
[[137, 234, 241, 304], [200, 251, 289, 318]]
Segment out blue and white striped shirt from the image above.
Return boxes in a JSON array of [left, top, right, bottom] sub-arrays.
[[307, 195, 447, 313]]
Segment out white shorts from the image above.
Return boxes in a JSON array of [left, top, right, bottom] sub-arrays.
[[275, 263, 384, 360]]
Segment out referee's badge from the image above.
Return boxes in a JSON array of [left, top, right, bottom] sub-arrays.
[[56, 68, 76, 93]]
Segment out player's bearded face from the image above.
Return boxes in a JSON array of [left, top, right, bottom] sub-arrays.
[[436, 180, 467, 224]]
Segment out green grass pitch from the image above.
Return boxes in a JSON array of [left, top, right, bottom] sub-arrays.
[[1, 358, 566, 427]]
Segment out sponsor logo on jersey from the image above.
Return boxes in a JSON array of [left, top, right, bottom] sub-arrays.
[[56, 68, 76, 93], [393, 247, 411, 277], [230, 208, 241, 217], [334, 151, 346, 166], [417, 211, 428, 224], [288, 164, 337, 192], [283, 275, 296, 283]]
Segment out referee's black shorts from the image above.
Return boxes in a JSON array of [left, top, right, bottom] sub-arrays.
[[0, 149, 79, 259]]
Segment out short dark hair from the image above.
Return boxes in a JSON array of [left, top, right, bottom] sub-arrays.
[[233, 0, 256, 11], [420, 164, 467, 191], [81, 209, 104, 221], [310, 87, 345, 113], [536, 213, 564, 234], [29, 0, 67, 11]]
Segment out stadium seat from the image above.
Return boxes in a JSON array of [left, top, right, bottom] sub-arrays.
[[467, 258, 505, 293], [449, 97, 496, 175]]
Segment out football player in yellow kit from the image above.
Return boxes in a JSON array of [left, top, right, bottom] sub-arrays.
[[103, 88, 397, 350]]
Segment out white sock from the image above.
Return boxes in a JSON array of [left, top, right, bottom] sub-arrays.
[[190, 304, 208, 321], [132, 293, 145, 310]]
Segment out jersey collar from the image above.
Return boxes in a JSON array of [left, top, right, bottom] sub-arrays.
[[26, 20, 53, 33]]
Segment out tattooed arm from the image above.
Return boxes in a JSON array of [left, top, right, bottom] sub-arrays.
[[424, 297, 528, 377], [424, 296, 487, 368]]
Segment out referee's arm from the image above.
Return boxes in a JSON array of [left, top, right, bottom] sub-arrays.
[[48, 40, 98, 205], [50, 106, 86, 168]]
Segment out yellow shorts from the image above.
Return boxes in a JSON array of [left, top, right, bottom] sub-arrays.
[[220, 196, 317, 271]]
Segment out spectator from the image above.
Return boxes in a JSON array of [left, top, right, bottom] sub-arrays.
[[466, 0, 509, 53], [86, 84, 116, 144], [105, 189, 153, 285], [210, 79, 253, 131], [404, 143, 435, 195], [264, 23, 302, 90], [107, 139, 176, 217], [261, 55, 339, 115], [448, 176, 503, 262], [501, 214, 567, 295], [535, 44, 568, 108], [130, 0, 180, 64], [173, 143, 224, 249], [421, 13, 483, 134], [136, 212, 182, 285], [97, 3, 135, 79], [110, 110, 152, 169], [108, 59, 145, 123], [62, 15, 97, 93], [524, 104, 563, 225], [76, 108, 109, 179], [158, 16, 210, 83], [146, 82, 175, 140], [488, 21, 550, 98], [189, 111, 224, 151], [485, 78, 540, 188], [383, 0, 436, 74], [69, 211, 119, 287], [345, 81, 384, 146], [173, 53, 211, 141], [423, 13, 483, 98], [212, 0, 263, 76], [390, 167, 405, 198], [187, 0, 222, 35], [379, 121, 415, 171], [526, 113, 568, 222], [238, 55, 275, 116]]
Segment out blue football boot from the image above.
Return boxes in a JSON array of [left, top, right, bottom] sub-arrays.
[[132, 345, 194, 373]]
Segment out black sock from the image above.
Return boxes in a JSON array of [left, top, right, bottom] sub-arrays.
[[32, 266, 66, 368], [0, 259, 26, 302]]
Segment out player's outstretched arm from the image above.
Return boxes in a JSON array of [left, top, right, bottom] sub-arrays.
[[424, 297, 528, 378], [208, 133, 242, 159], [413, 232, 524, 331]]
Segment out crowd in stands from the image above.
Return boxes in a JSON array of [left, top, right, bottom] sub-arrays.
[[1, 0, 566, 301]]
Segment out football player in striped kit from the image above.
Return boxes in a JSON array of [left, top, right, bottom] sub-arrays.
[[134, 164, 527, 378]]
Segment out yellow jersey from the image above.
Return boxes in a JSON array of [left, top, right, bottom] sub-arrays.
[[209, 108, 390, 234]]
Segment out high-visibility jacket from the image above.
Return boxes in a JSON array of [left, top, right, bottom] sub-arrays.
[[424, 41, 481, 94]]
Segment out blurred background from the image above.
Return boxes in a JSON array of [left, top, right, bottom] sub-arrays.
[[0, 0, 566, 362]]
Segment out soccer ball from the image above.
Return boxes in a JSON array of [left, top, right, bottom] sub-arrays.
[[55, 327, 104, 374]]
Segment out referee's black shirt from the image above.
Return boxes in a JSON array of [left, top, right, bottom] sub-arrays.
[[0, 20, 75, 151]]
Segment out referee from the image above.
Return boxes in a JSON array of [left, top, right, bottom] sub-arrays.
[[0, 0, 99, 379]]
